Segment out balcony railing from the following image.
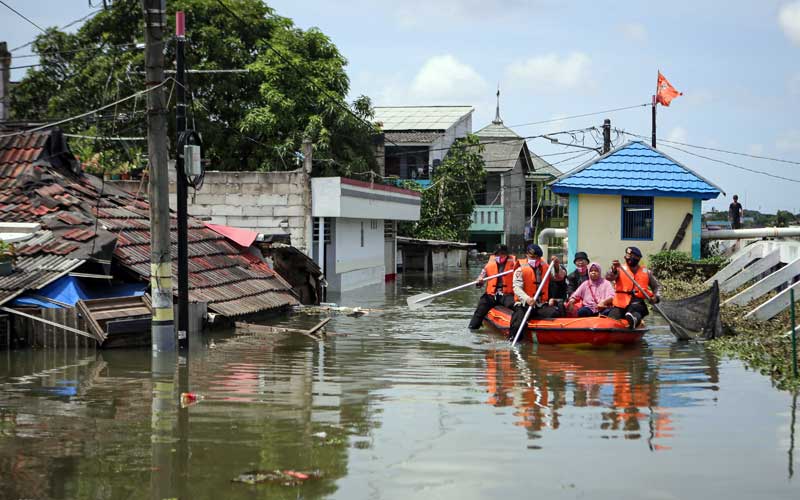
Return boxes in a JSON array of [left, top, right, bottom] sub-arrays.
[[470, 204, 504, 232]]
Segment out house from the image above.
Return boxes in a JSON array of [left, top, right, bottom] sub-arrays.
[[550, 140, 723, 270], [0, 128, 298, 345], [469, 95, 562, 253], [374, 105, 473, 186], [311, 177, 421, 292]]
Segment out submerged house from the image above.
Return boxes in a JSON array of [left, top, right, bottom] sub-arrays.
[[550, 140, 723, 270], [0, 128, 298, 345], [469, 96, 562, 253], [374, 105, 473, 186]]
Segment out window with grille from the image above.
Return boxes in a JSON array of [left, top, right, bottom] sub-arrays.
[[312, 218, 331, 243], [621, 196, 654, 240]]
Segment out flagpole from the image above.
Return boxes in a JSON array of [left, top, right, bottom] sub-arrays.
[[651, 94, 657, 148]]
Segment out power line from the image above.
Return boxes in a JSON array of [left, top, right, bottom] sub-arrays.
[[13, 41, 140, 59], [0, 78, 174, 139], [0, 0, 47, 34], [508, 103, 650, 129], [621, 130, 800, 166], [658, 143, 800, 184], [213, 0, 402, 149], [11, 8, 102, 52]]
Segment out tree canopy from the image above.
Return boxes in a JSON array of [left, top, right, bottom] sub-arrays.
[[399, 135, 486, 242], [11, 0, 378, 175]]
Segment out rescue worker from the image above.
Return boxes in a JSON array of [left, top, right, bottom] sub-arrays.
[[468, 245, 517, 329], [509, 244, 559, 340], [605, 246, 662, 329]]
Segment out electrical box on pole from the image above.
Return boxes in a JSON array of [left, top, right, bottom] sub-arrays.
[[184, 145, 202, 177]]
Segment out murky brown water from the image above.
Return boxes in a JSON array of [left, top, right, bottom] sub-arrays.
[[1, 268, 798, 499]]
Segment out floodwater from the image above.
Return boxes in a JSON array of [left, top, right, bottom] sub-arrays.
[[0, 268, 798, 500]]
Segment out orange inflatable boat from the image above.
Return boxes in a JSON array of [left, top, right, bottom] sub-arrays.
[[483, 306, 646, 347]]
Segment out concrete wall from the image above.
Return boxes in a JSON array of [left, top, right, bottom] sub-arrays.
[[167, 169, 313, 255], [326, 217, 385, 292], [575, 194, 694, 269]]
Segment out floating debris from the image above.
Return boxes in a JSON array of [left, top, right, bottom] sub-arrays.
[[232, 469, 323, 486], [312, 431, 327, 438], [180, 392, 203, 408]]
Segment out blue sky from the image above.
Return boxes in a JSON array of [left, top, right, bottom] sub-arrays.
[[4, 0, 800, 213]]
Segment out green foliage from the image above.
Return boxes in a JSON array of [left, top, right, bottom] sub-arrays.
[[11, 0, 377, 175], [398, 135, 486, 242], [648, 250, 727, 281], [0, 241, 16, 263]]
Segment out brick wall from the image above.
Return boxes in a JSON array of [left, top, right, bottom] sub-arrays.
[[167, 169, 312, 255]]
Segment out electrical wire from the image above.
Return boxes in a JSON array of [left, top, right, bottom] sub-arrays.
[[508, 103, 650, 129], [0, 0, 47, 34], [620, 130, 800, 166], [658, 143, 800, 184], [10, 8, 102, 52], [0, 78, 174, 139]]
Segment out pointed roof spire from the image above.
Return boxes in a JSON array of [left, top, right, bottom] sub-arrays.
[[493, 84, 502, 124]]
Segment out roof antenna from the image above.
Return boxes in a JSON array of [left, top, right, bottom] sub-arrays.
[[493, 83, 502, 124]]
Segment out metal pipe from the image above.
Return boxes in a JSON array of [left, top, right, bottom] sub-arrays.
[[701, 227, 800, 240], [537, 228, 567, 259]]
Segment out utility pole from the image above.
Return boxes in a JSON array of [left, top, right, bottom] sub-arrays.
[[651, 95, 657, 148], [175, 10, 189, 350], [0, 42, 10, 122], [142, 0, 175, 352], [602, 118, 611, 154]]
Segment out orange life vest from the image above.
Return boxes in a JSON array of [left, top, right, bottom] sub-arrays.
[[485, 256, 516, 295], [613, 265, 654, 308], [514, 260, 550, 303]]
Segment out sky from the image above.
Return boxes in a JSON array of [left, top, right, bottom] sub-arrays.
[[3, 0, 800, 213]]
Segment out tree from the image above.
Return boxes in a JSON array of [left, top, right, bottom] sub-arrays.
[[11, 0, 378, 174], [399, 135, 486, 242]]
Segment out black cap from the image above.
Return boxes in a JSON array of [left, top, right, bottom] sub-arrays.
[[625, 246, 643, 258], [573, 251, 589, 263], [526, 244, 543, 257], [495, 244, 509, 255]]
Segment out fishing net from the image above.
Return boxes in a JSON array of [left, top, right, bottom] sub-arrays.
[[657, 281, 724, 340]]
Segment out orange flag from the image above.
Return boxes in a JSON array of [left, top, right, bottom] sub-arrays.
[[656, 71, 682, 106]]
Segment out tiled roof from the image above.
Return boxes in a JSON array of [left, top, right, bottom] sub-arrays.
[[0, 128, 298, 316], [384, 130, 444, 144], [480, 139, 525, 172], [373, 106, 473, 131], [550, 141, 722, 199]]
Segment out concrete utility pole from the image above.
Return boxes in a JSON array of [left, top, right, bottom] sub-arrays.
[[602, 118, 611, 154], [142, 0, 175, 352], [651, 95, 657, 148]]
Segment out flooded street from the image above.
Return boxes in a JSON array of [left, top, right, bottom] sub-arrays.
[[1, 268, 798, 499]]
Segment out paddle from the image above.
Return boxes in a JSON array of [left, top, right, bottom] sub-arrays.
[[511, 263, 556, 347], [616, 264, 691, 341], [406, 269, 515, 310]]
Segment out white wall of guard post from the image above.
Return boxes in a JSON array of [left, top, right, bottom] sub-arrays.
[[318, 217, 325, 276]]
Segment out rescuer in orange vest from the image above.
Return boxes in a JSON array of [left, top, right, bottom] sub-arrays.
[[605, 246, 662, 329], [508, 244, 560, 340], [468, 245, 518, 329]]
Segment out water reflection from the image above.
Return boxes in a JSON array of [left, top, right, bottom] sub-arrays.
[[483, 341, 727, 453]]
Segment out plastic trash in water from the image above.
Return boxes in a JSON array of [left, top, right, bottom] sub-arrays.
[[180, 392, 203, 408]]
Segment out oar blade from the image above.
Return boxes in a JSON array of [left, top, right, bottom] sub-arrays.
[[407, 293, 434, 310]]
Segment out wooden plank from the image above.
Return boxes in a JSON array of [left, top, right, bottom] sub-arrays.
[[705, 242, 765, 286], [307, 318, 331, 337], [0, 307, 99, 343], [746, 280, 800, 321], [669, 213, 693, 250]]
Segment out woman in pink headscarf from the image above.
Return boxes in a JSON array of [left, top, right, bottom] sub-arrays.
[[566, 262, 614, 317]]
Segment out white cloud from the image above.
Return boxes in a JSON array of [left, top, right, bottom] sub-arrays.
[[409, 55, 489, 102], [619, 22, 647, 42], [505, 52, 591, 92], [666, 126, 688, 144], [371, 55, 490, 110], [776, 130, 800, 151], [779, 1, 800, 45]]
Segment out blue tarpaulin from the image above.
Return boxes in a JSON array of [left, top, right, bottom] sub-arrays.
[[10, 275, 146, 309]]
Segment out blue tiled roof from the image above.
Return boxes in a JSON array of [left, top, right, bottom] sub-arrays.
[[550, 141, 722, 200]]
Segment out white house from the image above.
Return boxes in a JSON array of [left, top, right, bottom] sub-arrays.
[[311, 177, 421, 292], [373, 106, 473, 186]]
